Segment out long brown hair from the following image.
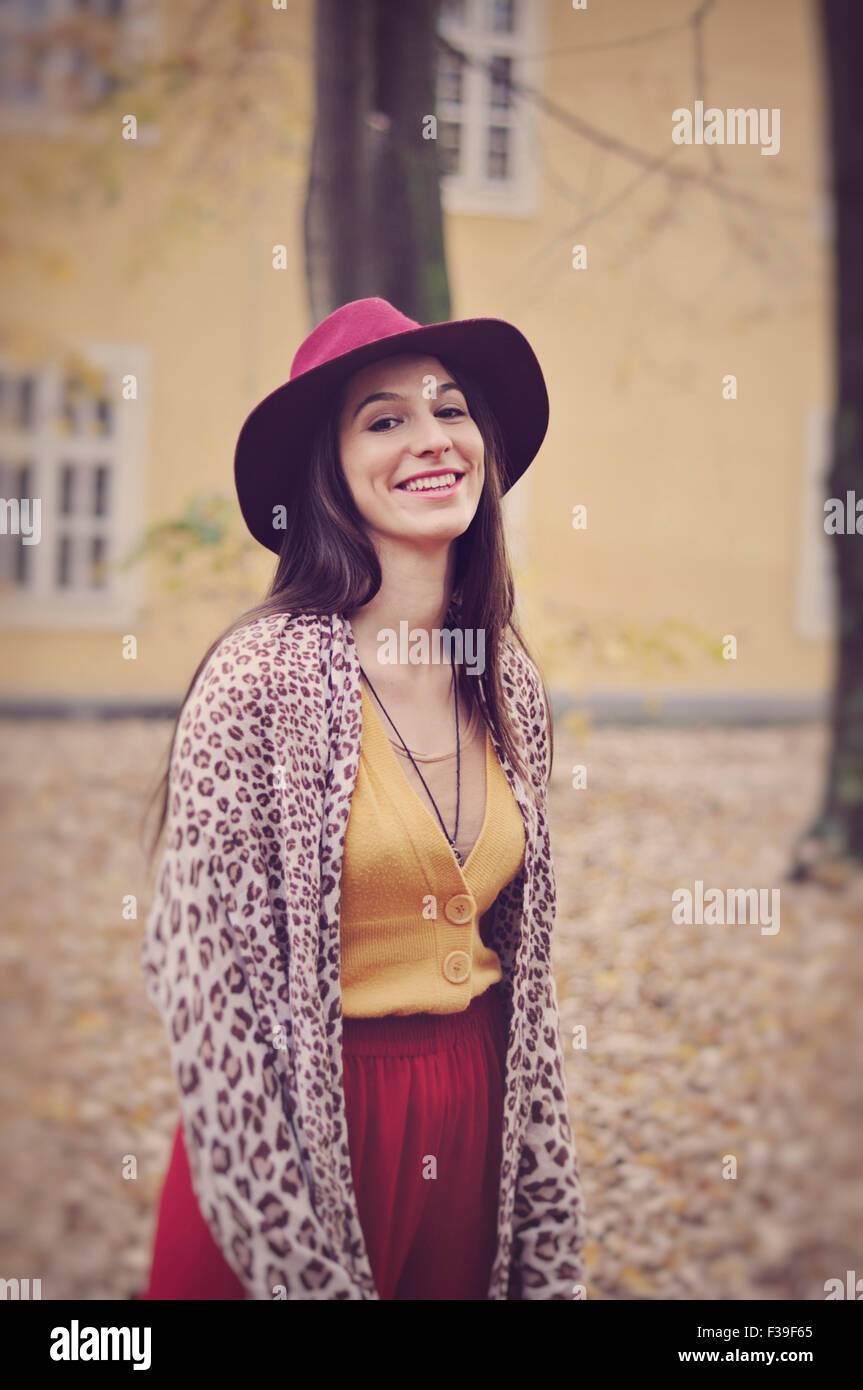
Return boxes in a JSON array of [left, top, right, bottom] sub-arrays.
[[141, 360, 553, 868]]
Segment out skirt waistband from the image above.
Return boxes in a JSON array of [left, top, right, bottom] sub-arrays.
[[341, 984, 506, 1057]]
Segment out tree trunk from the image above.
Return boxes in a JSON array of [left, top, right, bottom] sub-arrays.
[[794, 1, 863, 878], [304, 0, 450, 326]]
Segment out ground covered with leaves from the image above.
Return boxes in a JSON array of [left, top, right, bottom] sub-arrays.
[[1, 717, 860, 1300]]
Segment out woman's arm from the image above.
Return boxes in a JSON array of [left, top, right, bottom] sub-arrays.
[[508, 654, 587, 1300], [141, 633, 365, 1301]]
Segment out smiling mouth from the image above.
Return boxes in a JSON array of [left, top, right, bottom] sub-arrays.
[[395, 471, 465, 494]]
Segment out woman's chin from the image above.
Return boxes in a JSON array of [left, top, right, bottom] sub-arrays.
[[385, 501, 476, 543]]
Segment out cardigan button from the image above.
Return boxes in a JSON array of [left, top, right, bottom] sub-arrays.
[[442, 949, 472, 984], [444, 893, 475, 925]]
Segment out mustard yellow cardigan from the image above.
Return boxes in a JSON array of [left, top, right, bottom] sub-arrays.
[[339, 683, 527, 1016]]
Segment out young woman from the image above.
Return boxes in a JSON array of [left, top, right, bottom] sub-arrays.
[[139, 297, 586, 1301]]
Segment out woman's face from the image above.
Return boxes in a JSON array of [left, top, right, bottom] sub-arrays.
[[337, 353, 484, 548]]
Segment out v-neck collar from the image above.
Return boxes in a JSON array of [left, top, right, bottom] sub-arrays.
[[359, 680, 492, 877]]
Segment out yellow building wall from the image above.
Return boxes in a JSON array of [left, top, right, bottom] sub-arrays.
[[447, 0, 832, 697], [0, 0, 832, 705]]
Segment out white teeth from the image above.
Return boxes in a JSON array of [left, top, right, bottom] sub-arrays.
[[401, 472, 459, 493]]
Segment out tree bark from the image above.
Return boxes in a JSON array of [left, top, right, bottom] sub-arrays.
[[305, 0, 450, 326], [795, 1, 863, 875]]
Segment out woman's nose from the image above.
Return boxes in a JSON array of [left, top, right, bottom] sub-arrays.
[[409, 414, 452, 457]]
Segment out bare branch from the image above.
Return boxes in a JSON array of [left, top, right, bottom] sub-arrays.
[[437, 29, 805, 218], [516, 0, 718, 59], [693, 0, 723, 175]]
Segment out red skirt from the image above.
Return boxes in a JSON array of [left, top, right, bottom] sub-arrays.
[[141, 985, 507, 1300]]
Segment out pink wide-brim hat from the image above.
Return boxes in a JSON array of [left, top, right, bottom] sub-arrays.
[[234, 296, 549, 554]]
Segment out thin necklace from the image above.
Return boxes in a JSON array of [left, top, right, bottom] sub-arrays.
[[359, 654, 463, 867]]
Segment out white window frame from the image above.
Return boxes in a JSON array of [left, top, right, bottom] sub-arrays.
[[436, 0, 544, 219], [0, 342, 148, 630], [0, 0, 161, 139], [796, 404, 838, 641]]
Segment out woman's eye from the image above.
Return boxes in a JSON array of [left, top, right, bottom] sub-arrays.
[[367, 405, 466, 432]]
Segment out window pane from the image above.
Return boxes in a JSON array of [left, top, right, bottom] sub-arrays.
[[439, 120, 462, 175], [486, 124, 510, 179], [15, 532, 29, 585], [59, 377, 84, 434], [95, 395, 113, 436], [0, 459, 31, 586], [441, 0, 467, 25], [0, 374, 36, 429], [18, 461, 32, 580], [90, 534, 107, 588], [11, 54, 42, 106], [489, 54, 512, 109], [93, 464, 109, 517], [18, 376, 35, 429], [57, 533, 72, 587], [60, 463, 76, 515], [489, 0, 516, 33], [21, 467, 32, 579], [437, 47, 465, 106], [0, 463, 10, 582]]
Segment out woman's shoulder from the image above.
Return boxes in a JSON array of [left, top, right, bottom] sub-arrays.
[[214, 610, 325, 668], [499, 632, 542, 698], [190, 611, 327, 714]]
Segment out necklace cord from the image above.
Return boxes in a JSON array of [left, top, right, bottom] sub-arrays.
[[359, 655, 462, 862]]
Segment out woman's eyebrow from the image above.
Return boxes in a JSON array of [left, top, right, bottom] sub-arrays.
[[351, 390, 402, 420], [350, 380, 463, 421]]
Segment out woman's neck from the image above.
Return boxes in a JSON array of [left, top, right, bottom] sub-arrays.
[[347, 537, 457, 649]]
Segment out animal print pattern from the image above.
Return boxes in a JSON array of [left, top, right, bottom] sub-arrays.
[[141, 610, 586, 1299]]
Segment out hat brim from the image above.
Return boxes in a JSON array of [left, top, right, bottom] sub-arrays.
[[234, 316, 549, 554]]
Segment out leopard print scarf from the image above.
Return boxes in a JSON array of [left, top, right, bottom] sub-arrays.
[[141, 610, 586, 1299]]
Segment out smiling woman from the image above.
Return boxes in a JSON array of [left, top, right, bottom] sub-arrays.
[[336, 353, 484, 547], [139, 297, 586, 1301]]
